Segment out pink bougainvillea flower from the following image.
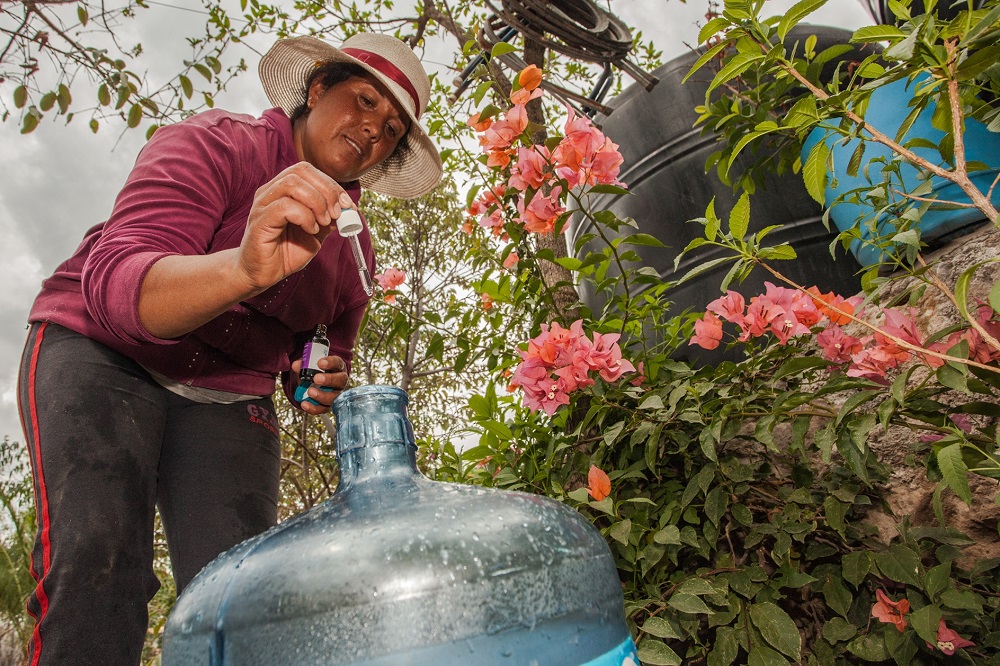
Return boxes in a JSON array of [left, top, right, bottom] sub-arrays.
[[587, 465, 611, 501], [552, 108, 626, 188], [510, 66, 544, 105], [762, 282, 821, 331], [816, 325, 863, 363], [508, 145, 552, 192], [478, 208, 505, 236], [879, 307, 923, 349], [374, 267, 405, 291], [486, 148, 513, 169], [479, 104, 528, 153], [871, 589, 909, 632], [374, 267, 405, 305], [518, 64, 543, 92], [481, 293, 494, 311], [630, 361, 646, 387], [932, 619, 975, 655], [807, 287, 859, 326], [517, 186, 565, 234], [707, 291, 746, 326], [510, 85, 544, 106], [553, 356, 594, 393], [586, 331, 636, 382], [589, 136, 626, 187], [466, 112, 492, 133], [510, 319, 635, 415], [769, 311, 812, 345], [503, 251, 519, 270], [461, 218, 475, 235], [847, 340, 909, 383], [690, 311, 724, 350], [741, 297, 784, 340]]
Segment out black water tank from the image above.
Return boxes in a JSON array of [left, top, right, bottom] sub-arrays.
[[567, 25, 866, 365], [865, 0, 986, 25]]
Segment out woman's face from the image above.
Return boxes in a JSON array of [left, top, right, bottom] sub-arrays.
[[296, 72, 410, 184]]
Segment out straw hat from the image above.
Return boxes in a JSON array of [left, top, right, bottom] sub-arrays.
[[259, 34, 443, 199]]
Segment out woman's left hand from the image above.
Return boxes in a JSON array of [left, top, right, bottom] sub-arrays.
[[291, 354, 350, 414]]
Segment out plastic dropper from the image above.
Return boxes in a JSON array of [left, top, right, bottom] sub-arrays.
[[336, 209, 374, 296]]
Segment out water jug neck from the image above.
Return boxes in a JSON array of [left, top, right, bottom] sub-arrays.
[[332, 385, 420, 485]]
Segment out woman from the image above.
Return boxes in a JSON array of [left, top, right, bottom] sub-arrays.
[[17, 33, 441, 665]]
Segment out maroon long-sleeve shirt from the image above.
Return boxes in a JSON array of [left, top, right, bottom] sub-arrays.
[[29, 108, 375, 402]]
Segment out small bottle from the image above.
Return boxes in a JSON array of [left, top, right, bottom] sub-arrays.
[[294, 325, 329, 403]]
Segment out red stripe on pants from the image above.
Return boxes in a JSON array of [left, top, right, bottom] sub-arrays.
[[24, 322, 52, 666]]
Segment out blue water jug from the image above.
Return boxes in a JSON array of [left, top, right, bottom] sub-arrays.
[[800, 76, 1000, 267], [161, 385, 637, 665]]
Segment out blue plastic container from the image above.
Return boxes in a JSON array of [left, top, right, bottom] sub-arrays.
[[801, 76, 1000, 267], [161, 385, 637, 665]]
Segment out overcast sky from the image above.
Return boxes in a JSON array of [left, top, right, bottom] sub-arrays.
[[0, 0, 873, 444]]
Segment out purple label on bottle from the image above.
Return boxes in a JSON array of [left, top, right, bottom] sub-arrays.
[[302, 340, 329, 372]]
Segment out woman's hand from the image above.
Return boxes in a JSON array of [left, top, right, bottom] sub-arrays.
[[138, 162, 355, 340], [238, 162, 355, 292], [292, 354, 350, 414]]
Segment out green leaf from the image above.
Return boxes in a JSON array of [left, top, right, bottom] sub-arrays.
[[589, 496, 615, 516], [924, 561, 951, 601], [677, 578, 717, 596], [179, 75, 194, 100], [908, 605, 941, 647], [707, 53, 765, 95], [490, 42, 517, 58], [842, 551, 872, 588], [749, 602, 801, 660], [639, 394, 665, 410], [668, 593, 713, 615], [637, 639, 682, 666], [851, 25, 907, 42], [936, 444, 972, 504], [642, 617, 682, 640], [39, 92, 56, 112], [127, 103, 143, 128], [708, 626, 739, 666], [822, 617, 857, 643], [194, 63, 213, 81], [77, 4, 89, 26], [957, 44, 1000, 80], [729, 192, 750, 239], [21, 111, 39, 134], [822, 574, 852, 619], [846, 141, 866, 178], [883, 30, 918, 60], [777, 0, 829, 41], [705, 486, 728, 526], [875, 544, 923, 587], [748, 644, 790, 666], [609, 519, 632, 545], [622, 233, 667, 248], [802, 139, 829, 205], [774, 356, 832, 380], [653, 526, 681, 545], [847, 633, 890, 661], [677, 256, 738, 285], [13, 85, 27, 109], [684, 40, 731, 83]]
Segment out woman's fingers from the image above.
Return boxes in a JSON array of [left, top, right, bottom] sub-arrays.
[[255, 163, 356, 225], [296, 355, 349, 415], [240, 163, 356, 289]]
